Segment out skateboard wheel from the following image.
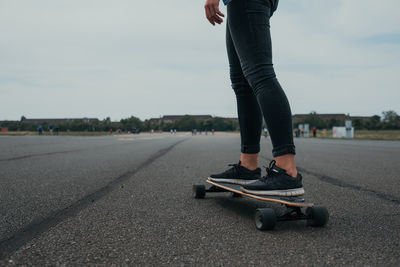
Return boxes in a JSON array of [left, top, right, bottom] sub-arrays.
[[254, 208, 276, 230], [306, 205, 329, 227], [193, 184, 206, 199]]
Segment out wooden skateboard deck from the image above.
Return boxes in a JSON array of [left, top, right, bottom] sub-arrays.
[[206, 179, 313, 207]]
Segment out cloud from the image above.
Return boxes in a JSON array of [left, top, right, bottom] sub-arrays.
[[0, 0, 398, 120], [332, 0, 400, 38]]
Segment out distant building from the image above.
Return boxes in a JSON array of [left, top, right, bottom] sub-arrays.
[[348, 116, 372, 122], [292, 113, 348, 122], [148, 118, 161, 124], [293, 113, 373, 122], [292, 113, 375, 129]]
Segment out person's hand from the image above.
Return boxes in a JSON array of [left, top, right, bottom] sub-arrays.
[[204, 0, 225, 26]]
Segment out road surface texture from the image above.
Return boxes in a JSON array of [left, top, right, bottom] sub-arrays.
[[0, 133, 399, 266]]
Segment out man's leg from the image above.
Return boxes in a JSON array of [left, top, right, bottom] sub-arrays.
[[227, 0, 297, 176], [226, 22, 263, 171]]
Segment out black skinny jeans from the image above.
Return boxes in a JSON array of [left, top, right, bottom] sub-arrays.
[[226, 0, 295, 157]]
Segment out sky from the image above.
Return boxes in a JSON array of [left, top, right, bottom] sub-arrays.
[[1, 0, 399, 121]]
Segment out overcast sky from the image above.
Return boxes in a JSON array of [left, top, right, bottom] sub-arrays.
[[1, 0, 399, 121]]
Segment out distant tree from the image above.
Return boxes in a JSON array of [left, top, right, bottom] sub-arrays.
[[382, 110, 399, 129], [371, 115, 381, 122], [382, 110, 397, 122], [58, 122, 68, 131], [162, 122, 174, 131], [89, 119, 100, 132], [4, 121, 20, 131], [304, 111, 327, 129], [363, 115, 382, 130], [175, 115, 199, 131], [69, 119, 85, 131], [352, 119, 362, 129], [208, 117, 236, 131], [143, 119, 160, 131], [20, 116, 26, 122], [120, 116, 143, 131], [327, 118, 338, 129], [100, 117, 113, 131]]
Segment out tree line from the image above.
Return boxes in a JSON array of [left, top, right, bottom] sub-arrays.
[[1, 111, 399, 132], [0, 115, 239, 132], [144, 116, 239, 132], [295, 110, 400, 130]]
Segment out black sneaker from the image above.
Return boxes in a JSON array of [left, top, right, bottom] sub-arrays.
[[208, 161, 261, 185], [241, 160, 305, 196]]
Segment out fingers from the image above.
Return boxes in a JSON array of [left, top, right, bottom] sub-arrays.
[[210, 5, 224, 25], [216, 8, 225, 18], [213, 15, 223, 24], [204, 1, 225, 26]]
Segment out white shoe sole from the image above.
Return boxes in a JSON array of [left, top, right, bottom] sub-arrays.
[[207, 177, 259, 185], [241, 187, 305, 196]]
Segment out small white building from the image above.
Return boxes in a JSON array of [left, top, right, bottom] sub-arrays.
[[333, 120, 354, 138]]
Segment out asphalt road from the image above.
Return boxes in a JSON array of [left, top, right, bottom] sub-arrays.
[[0, 133, 399, 266]]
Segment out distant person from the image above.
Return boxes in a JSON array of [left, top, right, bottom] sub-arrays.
[[109, 128, 113, 135], [312, 127, 317, 137], [206, 0, 304, 196], [212, 128, 215, 135], [38, 125, 43, 135], [49, 124, 53, 135]]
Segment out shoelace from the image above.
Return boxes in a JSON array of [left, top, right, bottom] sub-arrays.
[[228, 162, 241, 179], [261, 160, 277, 181]]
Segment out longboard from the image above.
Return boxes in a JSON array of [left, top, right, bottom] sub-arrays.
[[206, 179, 313, 207], [193, 179, 329, 230]]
